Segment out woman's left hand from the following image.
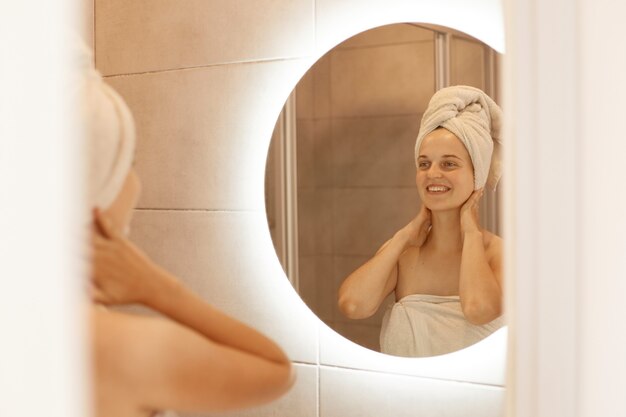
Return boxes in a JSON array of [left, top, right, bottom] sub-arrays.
[[460, 188, 484, 236]]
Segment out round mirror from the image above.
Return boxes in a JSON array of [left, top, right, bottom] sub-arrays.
[[265, 23, 505, 357]]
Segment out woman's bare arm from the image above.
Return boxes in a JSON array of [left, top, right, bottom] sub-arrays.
[[92, 308, 293, 416], [143, 265, 290, 365], [337, 235, 401, 319], [458, 190, 503, 324], [337, 206, 432, 319], [459, 232, 503, 324]]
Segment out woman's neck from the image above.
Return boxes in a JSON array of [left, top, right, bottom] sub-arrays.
[[424, 209, 464, 252]]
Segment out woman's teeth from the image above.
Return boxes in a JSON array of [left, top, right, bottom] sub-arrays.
[[427, 186, 450, 193]]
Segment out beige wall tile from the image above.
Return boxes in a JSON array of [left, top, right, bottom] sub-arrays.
[[339, 23, 433, 49], [320, 367, 504, 417], [297, 188, 333, 256], [105, 58, 311, 211], [332, 188, 419, 256], [450, 37, 486, 89], [95, 0, 315, 76], [333, 322, 381, 352], [295, 52, 332, 120], [128, 209, 319, 363], [295, 119, 316, 187], [295, 119, 333, 189], [311, 119, 333, 187], [296, 69, 315, 120], [312, 53, 331, 119], [331, 115, 420, 188], [295, 118, 333, 189], [298, 255, 334, 323], [330, 41, 435, 117]]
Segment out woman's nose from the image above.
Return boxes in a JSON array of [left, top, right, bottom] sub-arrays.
[[427, 165, 442, 178]]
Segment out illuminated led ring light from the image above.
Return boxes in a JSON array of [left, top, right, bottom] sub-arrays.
[[260, 2, 507, 388]]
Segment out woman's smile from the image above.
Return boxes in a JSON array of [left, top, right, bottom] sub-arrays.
[[426, 184, 451, 194]]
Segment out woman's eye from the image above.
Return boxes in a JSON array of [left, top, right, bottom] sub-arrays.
[[418, 162, 430, 169], [442, 161, 457, 168]]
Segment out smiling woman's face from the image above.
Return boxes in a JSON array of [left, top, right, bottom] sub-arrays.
[[416, 128, 475, 211]]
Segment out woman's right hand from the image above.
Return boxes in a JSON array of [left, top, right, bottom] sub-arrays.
[[402, 205, 432, 248], [90, 208, 166, 305]]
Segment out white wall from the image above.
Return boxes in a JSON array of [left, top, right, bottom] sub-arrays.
[[0, 2, 87, 417], [504, 0, 626, 416]]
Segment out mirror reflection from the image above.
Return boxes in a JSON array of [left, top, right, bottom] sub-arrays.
[[265, 23, 505, 357]]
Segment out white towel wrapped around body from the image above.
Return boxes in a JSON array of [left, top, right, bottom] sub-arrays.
[[414, 85, 503, 190], [379, 294, 505, 357]]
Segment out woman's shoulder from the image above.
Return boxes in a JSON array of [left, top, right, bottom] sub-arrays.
[[482, 230, 502, 245]]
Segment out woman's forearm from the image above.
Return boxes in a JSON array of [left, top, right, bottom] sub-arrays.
[[459, 231, 502, 324], [140, 265, 290, 365], [338, 229, 411, 318]]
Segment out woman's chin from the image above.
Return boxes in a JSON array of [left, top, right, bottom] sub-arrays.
[[423, 200, 462, 212]]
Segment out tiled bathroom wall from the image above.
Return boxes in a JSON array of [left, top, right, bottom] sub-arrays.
[[92, 2, 505, 416]]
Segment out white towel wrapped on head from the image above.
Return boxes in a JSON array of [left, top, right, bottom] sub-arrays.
[[414, 85, 503, 190], [75, 39, 136, 210]]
